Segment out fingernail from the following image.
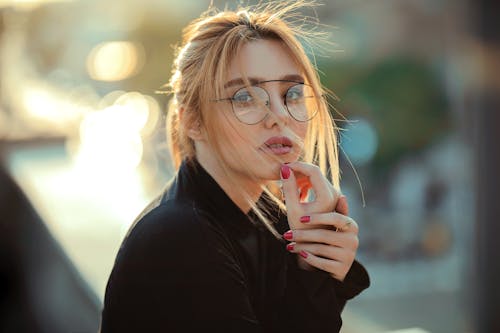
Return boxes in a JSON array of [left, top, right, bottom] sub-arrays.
[[300, 215, 310, 223], [299, 250, 308, 259], [280, 165, 290, 180], [286, 243, 294, 251], [283, 230, 293, 240]]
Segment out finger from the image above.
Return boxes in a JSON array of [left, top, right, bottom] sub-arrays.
[[286, 242, 350, 263], [283, 229, 359, 249], [335, 195, 349, 215], [296, 250, 349, 281], [286, 162, 339, 207], [296, 212, 359, 233], [281, 164, 301, 210]]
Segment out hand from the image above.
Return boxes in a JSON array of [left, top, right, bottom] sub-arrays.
[[280, 162, 339, 229], [280, 162, 359, 282]]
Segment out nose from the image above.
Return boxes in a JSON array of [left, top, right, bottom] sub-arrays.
[[263, 92, 290, 128]]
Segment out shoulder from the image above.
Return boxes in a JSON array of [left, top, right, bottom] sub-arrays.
[[104, 197, 248, 300], [130, 199, 200, 237], [112, 198, 236, 274], [102, 199, 252, 331], [120, 199, 218, 256]]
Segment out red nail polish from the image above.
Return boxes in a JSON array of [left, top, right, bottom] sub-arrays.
[[300, 215, 310, 223], [286, 243, 294, 251], [299, 250, 308, 259], [283, 230, 293, 240], [280, 165, 290, 180]]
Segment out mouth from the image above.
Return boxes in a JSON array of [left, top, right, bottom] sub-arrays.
[[262, 136, 293, 155]]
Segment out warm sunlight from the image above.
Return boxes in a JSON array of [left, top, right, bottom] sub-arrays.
[[86, 41, 145, 82]]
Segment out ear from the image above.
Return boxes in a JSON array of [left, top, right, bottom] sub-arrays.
[[188, 121, 204, 141], [179, 106, 204, 141]]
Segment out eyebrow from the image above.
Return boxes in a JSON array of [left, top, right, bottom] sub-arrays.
[[224, 74, 305, 89]]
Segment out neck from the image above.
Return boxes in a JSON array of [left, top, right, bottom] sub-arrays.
[[195, 149, 264, 214]]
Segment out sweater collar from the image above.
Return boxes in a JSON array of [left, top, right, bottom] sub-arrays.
[[173, 158, 257, 232], [165, 158, 287, 235]]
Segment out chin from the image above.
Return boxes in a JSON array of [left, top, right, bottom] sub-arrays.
[[253, 151, 300, 180], [263, 160, 287, 181]]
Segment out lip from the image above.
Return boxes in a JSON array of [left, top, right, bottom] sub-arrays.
[[262, 136, 293, 155]]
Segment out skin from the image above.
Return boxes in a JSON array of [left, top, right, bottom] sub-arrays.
[[192, 39, 359, 282], [194, 39, 307, 208], [281, 162, 359, 281]]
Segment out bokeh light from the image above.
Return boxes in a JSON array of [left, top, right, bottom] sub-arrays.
[[340, 117, 379, 166], [19, 81, 91, 134], [0, 0, 74, 11], [86, 41, 145, 82], [75, 92, 151, 175]]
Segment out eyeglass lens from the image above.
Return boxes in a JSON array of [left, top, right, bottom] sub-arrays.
[[231, 84, 318, 124]]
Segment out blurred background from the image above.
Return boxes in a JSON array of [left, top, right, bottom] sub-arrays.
[[1, 0, 499, 332]]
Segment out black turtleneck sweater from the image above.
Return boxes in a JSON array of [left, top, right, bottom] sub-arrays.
[[100, 159, 369, 332]]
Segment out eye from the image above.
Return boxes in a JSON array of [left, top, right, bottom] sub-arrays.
[[286, 85, 305, 101], [233, 89, 254, 104]]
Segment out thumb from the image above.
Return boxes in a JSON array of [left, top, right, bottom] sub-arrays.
[[335, 195, 349, 215]]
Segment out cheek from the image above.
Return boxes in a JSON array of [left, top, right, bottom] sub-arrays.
[[224, 119, 255, 145], [220, 111, 261, 147], [217, 115, 258, 159], [291, 122, 308, 158], [297, 122, 308, 139], [291, 122, 308, 144]]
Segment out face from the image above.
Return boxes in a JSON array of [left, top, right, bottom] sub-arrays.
[[210, 39, 308, 183]]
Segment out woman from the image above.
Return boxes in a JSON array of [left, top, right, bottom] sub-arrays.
[[101, 2, 369, 332]]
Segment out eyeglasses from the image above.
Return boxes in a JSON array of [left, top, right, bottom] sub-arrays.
[[212, 80, 320, 125]]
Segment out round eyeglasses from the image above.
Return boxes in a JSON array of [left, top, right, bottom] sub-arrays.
[[213, 80, 320, 125]]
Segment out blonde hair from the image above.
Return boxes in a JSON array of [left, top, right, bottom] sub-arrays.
[[165, 1, 340, 238]]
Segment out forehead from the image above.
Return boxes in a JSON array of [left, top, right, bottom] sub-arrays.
[[226, 39, 302, 84]]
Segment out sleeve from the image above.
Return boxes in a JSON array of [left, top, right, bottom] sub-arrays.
[[270, 210, 370, 331], [280, 255, 370, 332], [100, 202, 263, 333], [330, 260, 370, 310]]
